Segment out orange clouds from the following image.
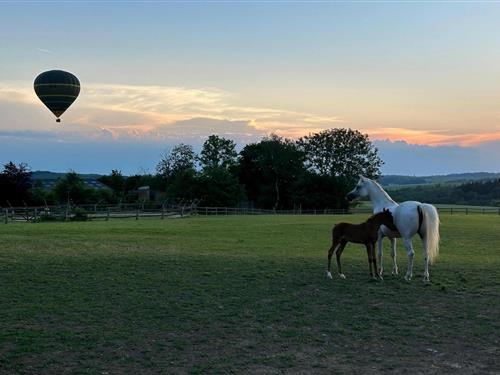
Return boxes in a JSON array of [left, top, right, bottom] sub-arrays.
[[1, 81, 499, 148], [364, 127, 500, 147]]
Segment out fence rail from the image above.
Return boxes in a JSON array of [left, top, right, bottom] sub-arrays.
[[0, 203, 195, 223], [1, 204, 499, 224], [194, 206, 500, 216]]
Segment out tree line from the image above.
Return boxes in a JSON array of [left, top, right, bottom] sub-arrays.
[[389, 179, 500, 207], [0, 128, 383, 209]]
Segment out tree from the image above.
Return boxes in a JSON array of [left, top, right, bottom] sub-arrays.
[[199, 135, 238, 171], [297, 128, 383, 180], [0, 162, 32, 206], [156, 143, 196, 181], [98, 169, 126, 199], [196, 135, 242, 206], [292, 172, 352, 210], [52, 171, 93, 204], [239, 134, 305, 210], [197, 167, 243, 207]]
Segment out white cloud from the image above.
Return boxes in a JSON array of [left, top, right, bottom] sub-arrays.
[[0, 81, 342, 141]]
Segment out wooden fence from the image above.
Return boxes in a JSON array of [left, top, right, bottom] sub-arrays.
[[0, 203, 195, 224], [194, 206, 500, 216], [1, 204, 499, 224]]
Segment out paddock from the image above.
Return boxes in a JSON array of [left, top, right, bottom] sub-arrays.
[[0, 215, 498, 374]]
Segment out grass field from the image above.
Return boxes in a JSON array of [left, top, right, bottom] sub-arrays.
[[1, 215, 499, 374]]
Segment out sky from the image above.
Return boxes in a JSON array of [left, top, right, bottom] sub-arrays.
[[1, 1, 500, 176]]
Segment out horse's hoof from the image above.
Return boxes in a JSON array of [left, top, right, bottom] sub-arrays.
[[378, 268, 384, 276], [339, 273, 346, 279], [378, 275, 384, 281], [404, 275, 412, 282], [326, 271, 333, 279], [392, 269, 399, 276], [422, 276, 430, 283]]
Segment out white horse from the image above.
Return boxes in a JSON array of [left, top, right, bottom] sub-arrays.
[[346, 176, 440, 282]]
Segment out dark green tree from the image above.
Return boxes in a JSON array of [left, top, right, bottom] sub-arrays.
[[156, 143, 196, 181], [165, 169, 199, 200], [199, 135, 238, 171], [156, 143, 198, 201], [0, 162, 32, 206], [297, 128, 383, 180], [52, 171, 93, 204], [197, 135, 242, 206], [239, 134, 305, 210], [98, 169, 125, 198]]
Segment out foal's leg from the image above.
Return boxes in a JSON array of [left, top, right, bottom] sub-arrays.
[[390, 237, 398, 276], [403, 237, 415, 281], [336, 239, 348, 279], [326, 237, 340, 279], [371, 243, 381, 280], [366, 245, 374, 278]]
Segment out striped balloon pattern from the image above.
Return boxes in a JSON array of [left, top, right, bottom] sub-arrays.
[[34, 70, 80, 122]]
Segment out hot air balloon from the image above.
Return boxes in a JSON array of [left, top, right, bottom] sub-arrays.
[[34, 70, 80, 123]]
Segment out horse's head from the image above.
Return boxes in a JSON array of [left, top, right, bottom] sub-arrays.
[[346, 176, 371, 201]]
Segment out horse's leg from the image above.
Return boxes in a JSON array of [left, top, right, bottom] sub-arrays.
[[390, 237, 398, 276], [403, 237, 415, 281], [326, 237, 340, 279], [377, 231, 384, 276], [422, 234, 430, 283], [336, 239, 348, 279]]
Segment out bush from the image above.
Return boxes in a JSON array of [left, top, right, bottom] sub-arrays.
[[71, 208, 89, 221]]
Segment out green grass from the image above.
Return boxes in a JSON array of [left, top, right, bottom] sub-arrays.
[[0, 215, 499, 374]]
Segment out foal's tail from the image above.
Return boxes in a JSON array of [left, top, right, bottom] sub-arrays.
[[420, 204, 440, 264]]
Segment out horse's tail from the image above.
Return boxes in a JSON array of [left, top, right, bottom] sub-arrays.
[[420, 204, 440, 265]]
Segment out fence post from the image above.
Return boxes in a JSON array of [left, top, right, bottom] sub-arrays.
[[106, 209, 110, 221], [161, 204, 165, 220], [136, 209, 139, 220], [34, 208, 38, 222], [181, 206, 184, 218], [4, 208, 7, 224]]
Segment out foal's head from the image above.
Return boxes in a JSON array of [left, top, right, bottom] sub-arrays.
[[370, 209, 397, 231]]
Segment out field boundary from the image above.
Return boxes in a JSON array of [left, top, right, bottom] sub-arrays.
[[1, 203, 500, 223]]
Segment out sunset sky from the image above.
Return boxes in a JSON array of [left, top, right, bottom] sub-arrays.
[[1, 1, 500, 175]]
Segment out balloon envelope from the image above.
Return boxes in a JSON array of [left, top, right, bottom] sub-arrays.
[[34, 70, 80, 122]]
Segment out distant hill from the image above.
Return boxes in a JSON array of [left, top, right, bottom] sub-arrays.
[[31, 171, 103, 180], [380, 172, 500, 188], [31, 171, 108, 190], [387, 178, 500, 207]]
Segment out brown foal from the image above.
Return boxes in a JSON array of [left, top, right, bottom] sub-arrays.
[[326, 209, 397, 280]]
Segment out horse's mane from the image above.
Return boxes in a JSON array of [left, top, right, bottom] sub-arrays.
[[366, 177, 397, 204]]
